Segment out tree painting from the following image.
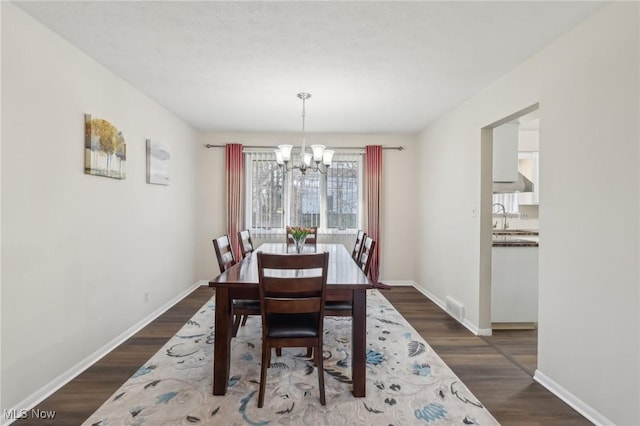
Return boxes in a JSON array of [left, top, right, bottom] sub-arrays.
[[84, 114, 126, 179]]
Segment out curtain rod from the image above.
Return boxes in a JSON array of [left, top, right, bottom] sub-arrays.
[[204, 144, 404, 151]]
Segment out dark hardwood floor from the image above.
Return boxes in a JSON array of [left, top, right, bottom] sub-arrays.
[[14, 285, 590, 425], [383, 287, 590, 426], [482, 328, 538, 377]]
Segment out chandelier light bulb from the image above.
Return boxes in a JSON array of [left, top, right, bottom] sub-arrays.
[[311, 144, 326, 162], [322, 150, 335, 166], [277, 144, 293, 162], [274, 149, 284, 165], [303, 152, 313, 166]]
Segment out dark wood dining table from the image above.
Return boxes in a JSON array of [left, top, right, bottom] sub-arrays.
[[209, 243, 373, 397]]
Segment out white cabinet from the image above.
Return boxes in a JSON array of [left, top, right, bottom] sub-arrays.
[[493, 124, 519, 182], [491, 247, 538, 324]]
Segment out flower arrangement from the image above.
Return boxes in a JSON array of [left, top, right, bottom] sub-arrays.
[[287, 226, 314, 241], [287, 226, 315, 253]]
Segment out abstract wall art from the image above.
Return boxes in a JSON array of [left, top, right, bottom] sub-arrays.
[[146, 139, 170, 185]]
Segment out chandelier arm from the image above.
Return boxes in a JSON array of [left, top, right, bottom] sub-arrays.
[[279, 162, 329, 175]]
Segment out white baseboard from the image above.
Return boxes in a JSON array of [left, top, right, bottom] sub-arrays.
[[533, 370, 613, 426], [376, 281, 488, 336], [411, 283, 491, 336], [2, 281, 208, 426], [474, 325, 493, 336], [411, 282, 446, 310], [379, 280, 417, 287]]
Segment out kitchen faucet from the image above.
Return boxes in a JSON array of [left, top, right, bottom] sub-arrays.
[[492, 203, 509, 230]]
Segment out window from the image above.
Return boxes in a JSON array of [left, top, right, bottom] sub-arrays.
[[493, 193, 519, 213], [246, 153, 284, 230], [245, 150, 362, 234], [326, 154, 360, 229]]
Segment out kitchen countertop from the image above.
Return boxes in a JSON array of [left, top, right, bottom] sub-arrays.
[[492, 230, 538, 247]]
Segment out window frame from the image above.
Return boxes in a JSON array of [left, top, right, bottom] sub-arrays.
[[244, 150, 363, 235]]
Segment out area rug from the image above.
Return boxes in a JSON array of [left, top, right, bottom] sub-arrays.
[[83, 290, 499, 425]]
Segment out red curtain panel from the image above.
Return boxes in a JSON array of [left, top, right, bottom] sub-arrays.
[[225, 143, 244, 260], [365, 145, 382, 284]]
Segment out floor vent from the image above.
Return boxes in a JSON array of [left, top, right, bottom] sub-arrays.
[[445, 297, 465, 322]]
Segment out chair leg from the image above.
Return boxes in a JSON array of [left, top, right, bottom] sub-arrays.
[[241, 314, 249, 326], [258, 344, 269, 408], [306, 347, 313, 359], [316, 343, 326, 405], [232, 315, 241, 337], [276, 347, 282, 357]]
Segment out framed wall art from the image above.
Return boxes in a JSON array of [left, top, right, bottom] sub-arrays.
[[84, 114, 126, 179], [146, 139, 170, 185]]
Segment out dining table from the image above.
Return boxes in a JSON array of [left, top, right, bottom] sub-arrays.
[[209, 242, 374, 397]]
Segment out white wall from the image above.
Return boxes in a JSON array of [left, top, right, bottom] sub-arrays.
[[195, 132, 418, 283], [416, 3, 639, 425], [1, 4, 200, 411]]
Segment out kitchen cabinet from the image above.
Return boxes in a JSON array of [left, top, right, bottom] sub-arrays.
[[491, 246, 538, 324], [493, 124, 519, 182]]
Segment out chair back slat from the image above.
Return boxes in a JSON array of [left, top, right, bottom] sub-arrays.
[[265, 298, 322, 314], [261, 275, 324, 297], [213, 234, 237, 273], [305, 227, 318, 245]]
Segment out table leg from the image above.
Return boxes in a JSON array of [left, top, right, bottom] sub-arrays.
[[351, 288, 366, 397], [213, 287, 232, 395]]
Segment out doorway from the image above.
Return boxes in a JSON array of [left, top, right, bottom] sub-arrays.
[[479, 104, 540, 376]]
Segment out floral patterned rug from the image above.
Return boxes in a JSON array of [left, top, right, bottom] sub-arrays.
[[83, 290, 498, 425]]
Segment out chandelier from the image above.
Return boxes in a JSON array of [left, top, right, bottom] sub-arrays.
[[274, 92, 334, 175]]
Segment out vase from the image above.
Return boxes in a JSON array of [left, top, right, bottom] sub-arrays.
[[293, 235, 307, 253]]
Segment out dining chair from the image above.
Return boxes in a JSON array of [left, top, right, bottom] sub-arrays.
[[351, 229, 366, 261], [324, 236, 387, 317], [357, 236, 391, 290], [212, 234, 236, 273], [256, 251, 329, 408], [304, 226, 318, 249], [286, 226, 318, 252], [213, 234, 260, 336], [357, 235, 376, 277], [238, 229, 254, 259]]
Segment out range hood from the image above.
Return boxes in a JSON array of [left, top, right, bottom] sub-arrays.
[[493, 172, 534, 193]]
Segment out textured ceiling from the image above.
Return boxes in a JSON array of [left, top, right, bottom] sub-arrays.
[[13, 1, 604, 134]]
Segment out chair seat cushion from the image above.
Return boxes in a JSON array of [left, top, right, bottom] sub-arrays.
[[233, 299, 260, 309], [325, 301, 353, 311], [267, 313, 319, 338]]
